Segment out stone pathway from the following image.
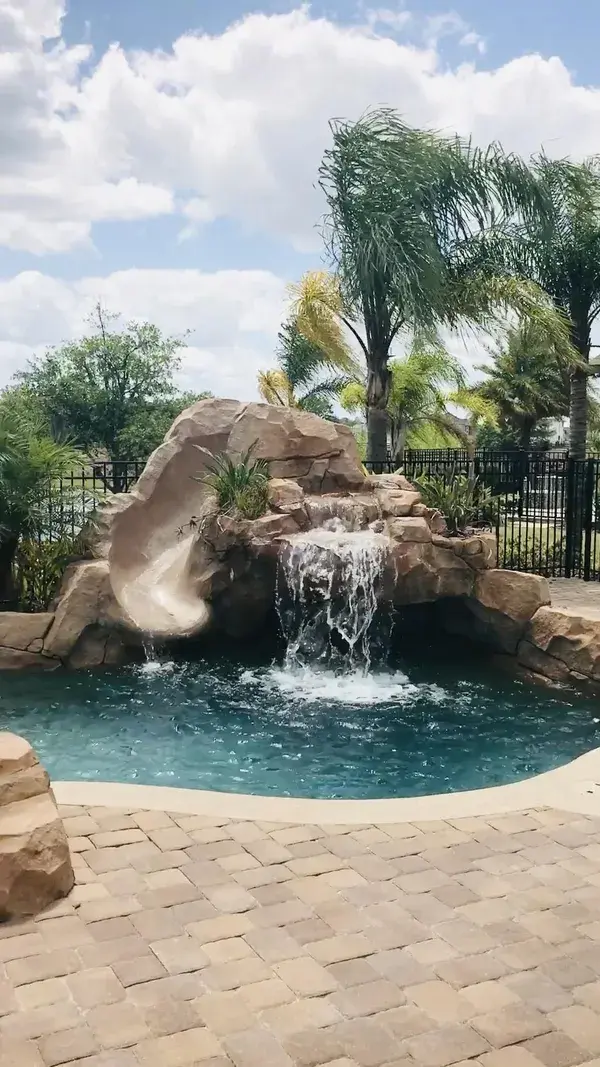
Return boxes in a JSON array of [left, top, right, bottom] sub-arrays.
[[548, 580, 600, 617], [5, 805, 600, 1066]]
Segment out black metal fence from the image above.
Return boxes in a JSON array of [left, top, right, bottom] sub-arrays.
[[368, 449, 600, 582], [29, 451, 600, 583], [36, 461, 145, 543]]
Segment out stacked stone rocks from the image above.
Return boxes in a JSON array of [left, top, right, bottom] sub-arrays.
[[0, 733, 74, 918]]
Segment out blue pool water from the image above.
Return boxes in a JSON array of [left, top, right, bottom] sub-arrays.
[[0, 650, 599, 799]]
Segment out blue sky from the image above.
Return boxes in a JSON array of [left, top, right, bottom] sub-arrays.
[[2, 0, 600, 397]]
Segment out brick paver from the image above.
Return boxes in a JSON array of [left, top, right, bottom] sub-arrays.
[[4, 806, 600, 1064]]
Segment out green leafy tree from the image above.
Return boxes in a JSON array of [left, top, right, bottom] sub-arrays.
[[0, 409, 85, 602], [258, 320, 358, 418], [17, 304, 206, 461], [303, 110, 572, 463], [114, 392, 209, 458]]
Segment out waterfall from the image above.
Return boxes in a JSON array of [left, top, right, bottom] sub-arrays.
[[276, 525, 389, 673]]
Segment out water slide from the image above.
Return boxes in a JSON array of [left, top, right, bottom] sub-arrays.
[[116, 532, 210, 639]]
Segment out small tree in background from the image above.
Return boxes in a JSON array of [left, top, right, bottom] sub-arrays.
[[16, 304, 209, 462]]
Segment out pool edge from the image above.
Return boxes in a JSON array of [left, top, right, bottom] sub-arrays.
[[53, 745, 600, 823]]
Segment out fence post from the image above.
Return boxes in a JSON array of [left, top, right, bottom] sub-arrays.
[[583, 458, 596, 582], [565, 458, 575, 578]]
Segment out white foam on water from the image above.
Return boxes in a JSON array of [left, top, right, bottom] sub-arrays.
[[137, 658, 176, 677], [241, 665, 448, 707]]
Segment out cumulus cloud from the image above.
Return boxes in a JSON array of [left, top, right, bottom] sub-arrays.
[[0, 268, 288, 399], [4, 3, 600, 255], [3, 3, 600, 395]]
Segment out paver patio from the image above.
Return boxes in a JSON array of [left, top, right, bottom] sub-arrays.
[[4, 804, 600, 1066]]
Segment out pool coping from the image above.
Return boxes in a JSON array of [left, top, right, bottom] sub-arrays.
[[53, 745, 600, 824]]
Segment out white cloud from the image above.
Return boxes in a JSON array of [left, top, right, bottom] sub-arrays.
[[4, 3, 600, 256], [0, 268, 288, 399], [3, 3, 600, 399]]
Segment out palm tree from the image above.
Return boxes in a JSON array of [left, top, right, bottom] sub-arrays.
[[0, 409, 85, 602], [474, 320, 576, 449], [302, 109, 572, 463], [339, 337, 465, 463], [258, 319, 357, 418], [483, 156, 600, 457]]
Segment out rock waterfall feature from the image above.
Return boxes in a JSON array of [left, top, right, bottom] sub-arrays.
[[0, 396, 594, 687], [277, 528, 389, 671]]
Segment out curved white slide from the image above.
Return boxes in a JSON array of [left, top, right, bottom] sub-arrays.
[[117, 533, 210, 638]]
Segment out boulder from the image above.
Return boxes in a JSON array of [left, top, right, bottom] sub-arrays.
[[305, 494, 378, 530], [475, 570, 550, 621], [375, 489, 421, 517], [246, 513, 302, 540], [519, 606, 600, 682], [386, 516, 432, 543], [42, 560, 128, 665], [455, 533, 498, 571], [0, 613, 55, 652], [228, 405, 365, 493], [412, 505, 447, 534], [388, 542, 475, 605], [0, 734, 74, 918], [366, 473, 415, 492], [268, 479, 304, 511], [0, 648, 60, 671], [467, 570, 551, 653], [0, 734, 49, 808]]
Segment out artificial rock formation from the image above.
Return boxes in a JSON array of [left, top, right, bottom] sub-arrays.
[[0, 733, 74, 918], [0, 396, 595, 684]]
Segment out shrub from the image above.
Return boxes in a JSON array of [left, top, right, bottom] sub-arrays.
[[413, 469, 494, 536], [194, 444, 270, 520], [14, 536, 81, 612]]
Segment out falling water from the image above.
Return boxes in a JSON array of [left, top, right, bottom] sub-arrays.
[[139, 638, 174, 676], [276, 524, 390, 673]]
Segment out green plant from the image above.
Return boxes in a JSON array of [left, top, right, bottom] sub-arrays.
[[258, 319, 357, 418], [413, 469, 494, 535], [14, 537, 80, 612], [0, 408, 89, 601], [194, 444, 270, 520]]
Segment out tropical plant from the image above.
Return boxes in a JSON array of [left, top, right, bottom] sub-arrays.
[[15, 304, 206, 462], [413, 470, 494, 535], [0, 409, 87, 602], [444, 390, 500, 460], [473, 319, 576, 449], [339, 336, 465, 462], [14, 537, 80, 613], [258, 320, 358, 418], [195, 445, 270, 520], [301, 111, 573, 463], [493, 156, 600, 458]]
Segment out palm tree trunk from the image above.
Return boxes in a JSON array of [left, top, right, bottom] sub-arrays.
[[566, 317, 591, 573], [366, 358, 391, 466], [393, 423, 408, 467], [568, 317, 590, 460], [569, 370, 588, 460], [0, 535, 19, 606], [519, 418, 535, 451]]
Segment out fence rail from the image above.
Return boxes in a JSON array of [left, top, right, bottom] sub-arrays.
[[368, 450, 600, 582], [25, 451, 600, 583]]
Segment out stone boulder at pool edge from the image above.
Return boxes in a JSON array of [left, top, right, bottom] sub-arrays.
[[0, 733, 74, 918]]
